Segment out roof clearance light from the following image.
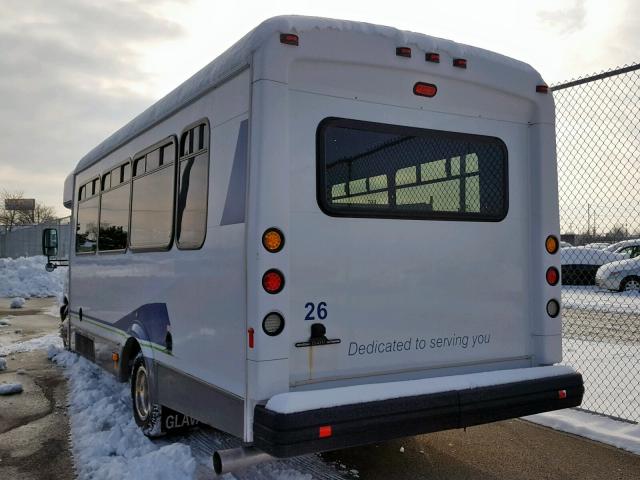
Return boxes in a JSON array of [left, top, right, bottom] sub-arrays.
[[546, 299, 560, 318], [262, 312, 285, 336], [396, 47, 412, 58], [536, 84, 549, 94], [319, 425, 333, 438], [413, 82, 438, 98], [453, 58, 467, 69], [545, 235, 559, 254], [425, 52, 440, 63], [280, 33, 299, 46], [262, 269, 285, 294], [546, 267, 560, 286], [262, 228, 284, 253]]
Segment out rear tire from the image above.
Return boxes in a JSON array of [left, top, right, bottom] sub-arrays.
[[131, 353, 164, 437], [620, 276, 640, 292]]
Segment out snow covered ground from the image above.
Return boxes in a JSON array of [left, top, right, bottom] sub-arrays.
[[562, 286, 640, 315], [0, 332, 344, 480], [0, 255, 66, 299], [526, 409, 640, 456], [561, 338, 640, 424]]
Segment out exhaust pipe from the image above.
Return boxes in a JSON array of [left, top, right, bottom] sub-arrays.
[[213, 447, 273, 475]]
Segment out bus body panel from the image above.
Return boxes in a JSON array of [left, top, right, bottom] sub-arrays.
[[69, 70, 251, 436], [287, 88, 534, 386]]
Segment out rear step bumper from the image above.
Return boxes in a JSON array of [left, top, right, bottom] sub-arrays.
[[253, 370, 584, 457]]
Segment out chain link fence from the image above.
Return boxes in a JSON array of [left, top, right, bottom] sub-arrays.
[[553, 63, 640, 423]]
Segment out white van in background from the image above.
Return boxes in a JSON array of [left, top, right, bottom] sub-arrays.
[[42, 16, 583, 474]]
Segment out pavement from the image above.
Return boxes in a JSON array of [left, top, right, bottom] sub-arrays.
[[0, 298, 74, 480], [323, 418, 640, 480]]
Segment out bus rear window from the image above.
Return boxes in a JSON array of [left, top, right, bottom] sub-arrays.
[[317, 118, 508, 221]]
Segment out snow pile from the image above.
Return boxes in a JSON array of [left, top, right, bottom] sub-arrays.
[[0, 318, 10, 326], [267, 365, 576, 414], [49, 348, 197, 480], [0, 358, 6, 370], [0, 255, 66, 299], [526, 409, 640, 455], [0, 333, 63, 356], [0, 383, 23, 395], [10, 297, 25, 309]]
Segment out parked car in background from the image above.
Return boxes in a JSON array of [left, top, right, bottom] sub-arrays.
[[561, 240, 640, 285], [560, 241, 573, 248], [602, 239, 640, 253], [584, 242, 610, 249], [596, 257, 640, 292]]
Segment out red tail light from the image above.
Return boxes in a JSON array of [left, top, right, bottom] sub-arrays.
[[248, 328, 255, 349], [413, 82, 438, 98], [546, 267, 559, 286], [262, 269, 285, 294], [319, 425, 332, 438]]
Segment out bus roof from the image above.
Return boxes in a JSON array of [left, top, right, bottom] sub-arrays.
[[73, 15, 541, 175]]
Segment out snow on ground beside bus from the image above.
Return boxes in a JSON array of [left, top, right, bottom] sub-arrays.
[[49, 348, 198, 480], [526, 410, 640, 456], [562, 286, 640, 314], [0, 255, 66, 299], [5, 334, 330, 480], [10, 297, 25, 308], [0, 333, 64, 356], [0, 382, 23, 395], [561, 338, 640, 424]]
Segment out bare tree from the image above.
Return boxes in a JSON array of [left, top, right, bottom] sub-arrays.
[[1, 190, 58, 231], [0, 189, 25, 232], [23, 202, 57, 224]]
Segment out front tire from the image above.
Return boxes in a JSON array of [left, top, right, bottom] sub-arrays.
[[131, 353, 163, 437]]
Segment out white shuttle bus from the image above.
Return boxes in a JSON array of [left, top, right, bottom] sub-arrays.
[[43, 16, 583, 474]]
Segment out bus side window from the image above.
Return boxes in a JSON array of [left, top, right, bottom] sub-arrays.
[[76, 193, 98, 254], [176, 121, 210, 250], [130, 139, 176, 251]]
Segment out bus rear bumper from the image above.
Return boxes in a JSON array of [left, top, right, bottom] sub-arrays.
[[253, 367, 584, 458]]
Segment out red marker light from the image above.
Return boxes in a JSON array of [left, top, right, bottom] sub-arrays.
[[546, 267, 559, 286], [453, 58, 467, 69], [396, 47, 411, 58], [413, 82, 438, 98], [558, 389, 567, 399], [248, 328, 255, 349], [280, 33, 299, 46], [425, 52, 440, 63], [262, 269, 285, 294], [536, 84, 549, 94], [319, 425, 332, 438]]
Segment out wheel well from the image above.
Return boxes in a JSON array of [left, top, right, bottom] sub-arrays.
[[119, 338, 141, 382]]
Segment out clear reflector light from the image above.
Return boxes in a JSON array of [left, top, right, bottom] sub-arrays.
[[262, 312, 285, 336], [546, 299, 560, 318]]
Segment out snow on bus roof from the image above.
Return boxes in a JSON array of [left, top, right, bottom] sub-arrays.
[[74, 15, 538, 174]]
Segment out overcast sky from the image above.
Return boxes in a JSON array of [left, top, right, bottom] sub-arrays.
[[1, 0, 638, 216]]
